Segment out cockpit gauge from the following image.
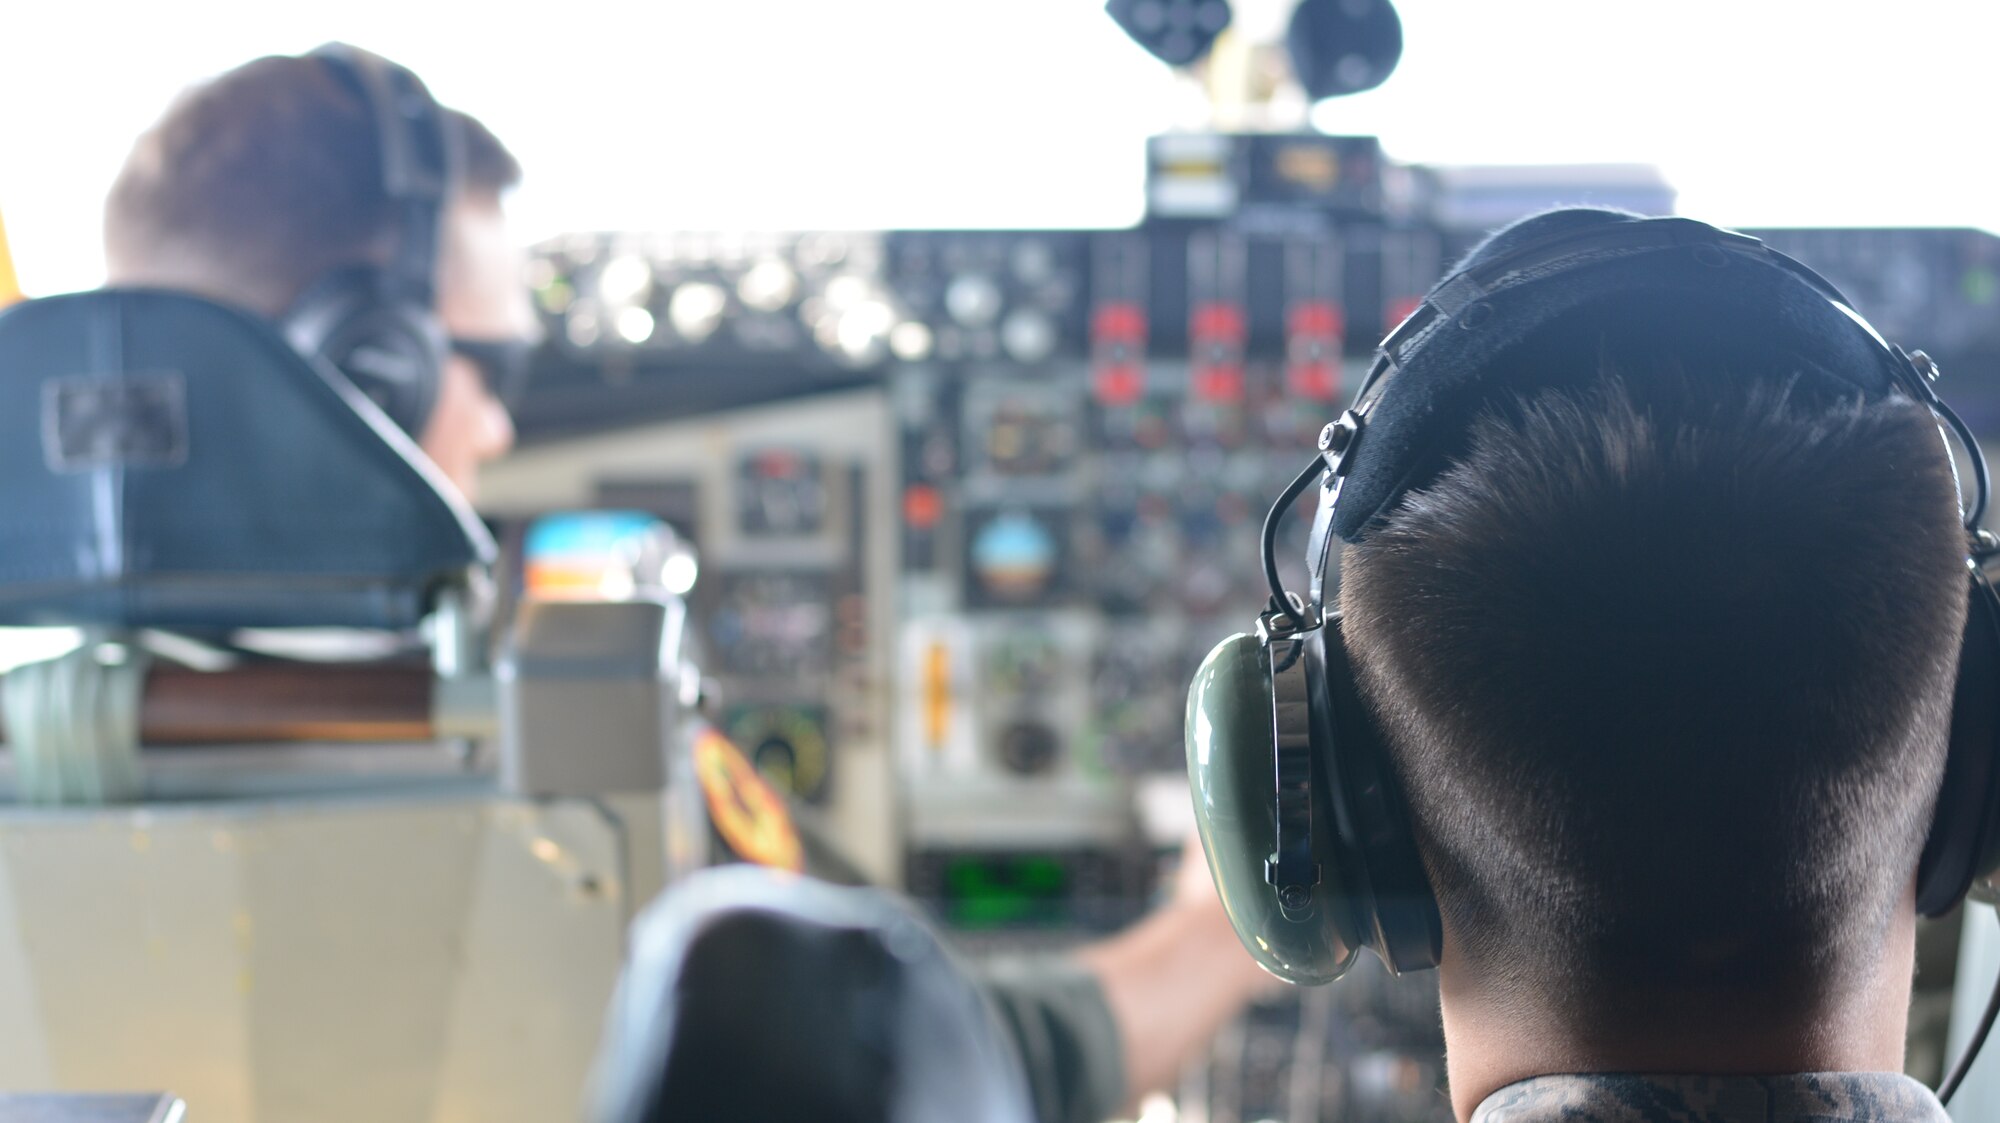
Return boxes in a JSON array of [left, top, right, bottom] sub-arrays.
[[736, 449, 829, 538]]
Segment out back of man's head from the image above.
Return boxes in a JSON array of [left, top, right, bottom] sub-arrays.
[[1339, 310, 1969, 1042], [104, 51, 520, 317]]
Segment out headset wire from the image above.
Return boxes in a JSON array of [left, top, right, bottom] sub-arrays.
[[1262, 457, 1328, 629], [1931, 392, 1991, 534], [1939, 905, 2000, 1105]]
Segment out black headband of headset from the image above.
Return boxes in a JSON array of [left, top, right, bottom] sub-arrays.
[[307, 43, 459, 306], [1322, 208, 1944, 548]]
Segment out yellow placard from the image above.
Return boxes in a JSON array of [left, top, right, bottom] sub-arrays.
[[923, 640, 951, 750], [693, 727, 803, 873], [0, 205, 20, 306]]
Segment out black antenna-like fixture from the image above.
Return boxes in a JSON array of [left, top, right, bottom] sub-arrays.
[[1286, 0, 1403, 100], [1105, 0, 1234, 68]]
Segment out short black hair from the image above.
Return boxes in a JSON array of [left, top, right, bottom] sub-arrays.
[[1339, 348, 1968, 1034], [104, 52, 522, 316]]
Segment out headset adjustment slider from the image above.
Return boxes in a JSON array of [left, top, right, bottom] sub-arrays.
[[1318, 410, 1364, 478], [1256, 596, 1321, 643]]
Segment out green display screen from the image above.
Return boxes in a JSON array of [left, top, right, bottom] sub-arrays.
[[939, 855, 1073, 929]]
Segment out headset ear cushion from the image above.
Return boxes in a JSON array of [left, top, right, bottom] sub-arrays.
[[1186, 631, 1360, 984], [282, 267, 445, 438], [1917, 569, 2000, 916], [1317, 620, 1442, 974]]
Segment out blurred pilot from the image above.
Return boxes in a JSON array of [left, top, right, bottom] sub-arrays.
[[98, 46, 1270, 1122], [102, 49, 528, 500]]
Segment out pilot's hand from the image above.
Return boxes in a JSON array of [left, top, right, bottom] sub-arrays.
[[1171, 826, 1223, 910], [1168, 826, 1287, 1000], [1073, 828, 1286, 1103]]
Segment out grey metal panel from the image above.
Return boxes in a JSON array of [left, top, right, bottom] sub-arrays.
[[0, 794, 629, 1123], [499, 599, 679, 798]]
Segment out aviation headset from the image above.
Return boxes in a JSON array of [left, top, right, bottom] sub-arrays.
[[280, 43, 459, 438], [1184, 211, 2000, 1085]]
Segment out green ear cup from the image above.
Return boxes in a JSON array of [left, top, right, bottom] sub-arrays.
[[1185, 632, 1360, 985]]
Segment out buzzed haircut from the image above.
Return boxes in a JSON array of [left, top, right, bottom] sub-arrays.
[[103, 53, 521, 316], [1339, 336, 1969, 1037]]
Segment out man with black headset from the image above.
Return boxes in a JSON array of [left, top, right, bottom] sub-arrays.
[[102, 45, 530, 501], [1176, 203, 2000, 1121], [97, 45, 1271, 1123]]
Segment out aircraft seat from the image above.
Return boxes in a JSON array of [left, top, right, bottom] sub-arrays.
[[0, 288, 491, 631], [591, 865, 1036, 1123]]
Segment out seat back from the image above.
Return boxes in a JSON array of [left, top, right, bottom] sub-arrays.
[[0, 289, 492, 630], [591, 867, 1035, 1123]]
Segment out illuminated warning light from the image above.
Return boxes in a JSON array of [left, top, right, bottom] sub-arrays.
[[1189, 301, 1247, 343], [1288, 300, 1343, 340], [1091, 302, 1147, 343], [1190, 302, 1247, 402], [902, 483, 944, 529], [1287, 301, 1344, 400], [1287, 361, 1339, 401], [1092, 301, 1149, 405], [754, 449, 802, 479], [1192, 365, 1245, 403], [1191, 305, 1246, 342], [1093, 363, 1146, 406]]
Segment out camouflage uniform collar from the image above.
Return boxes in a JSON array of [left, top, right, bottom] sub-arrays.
[[1470, 1071, 1949, 1123]]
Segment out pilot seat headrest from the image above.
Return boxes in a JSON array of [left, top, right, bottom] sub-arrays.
[[0, 288, 493, 631]]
